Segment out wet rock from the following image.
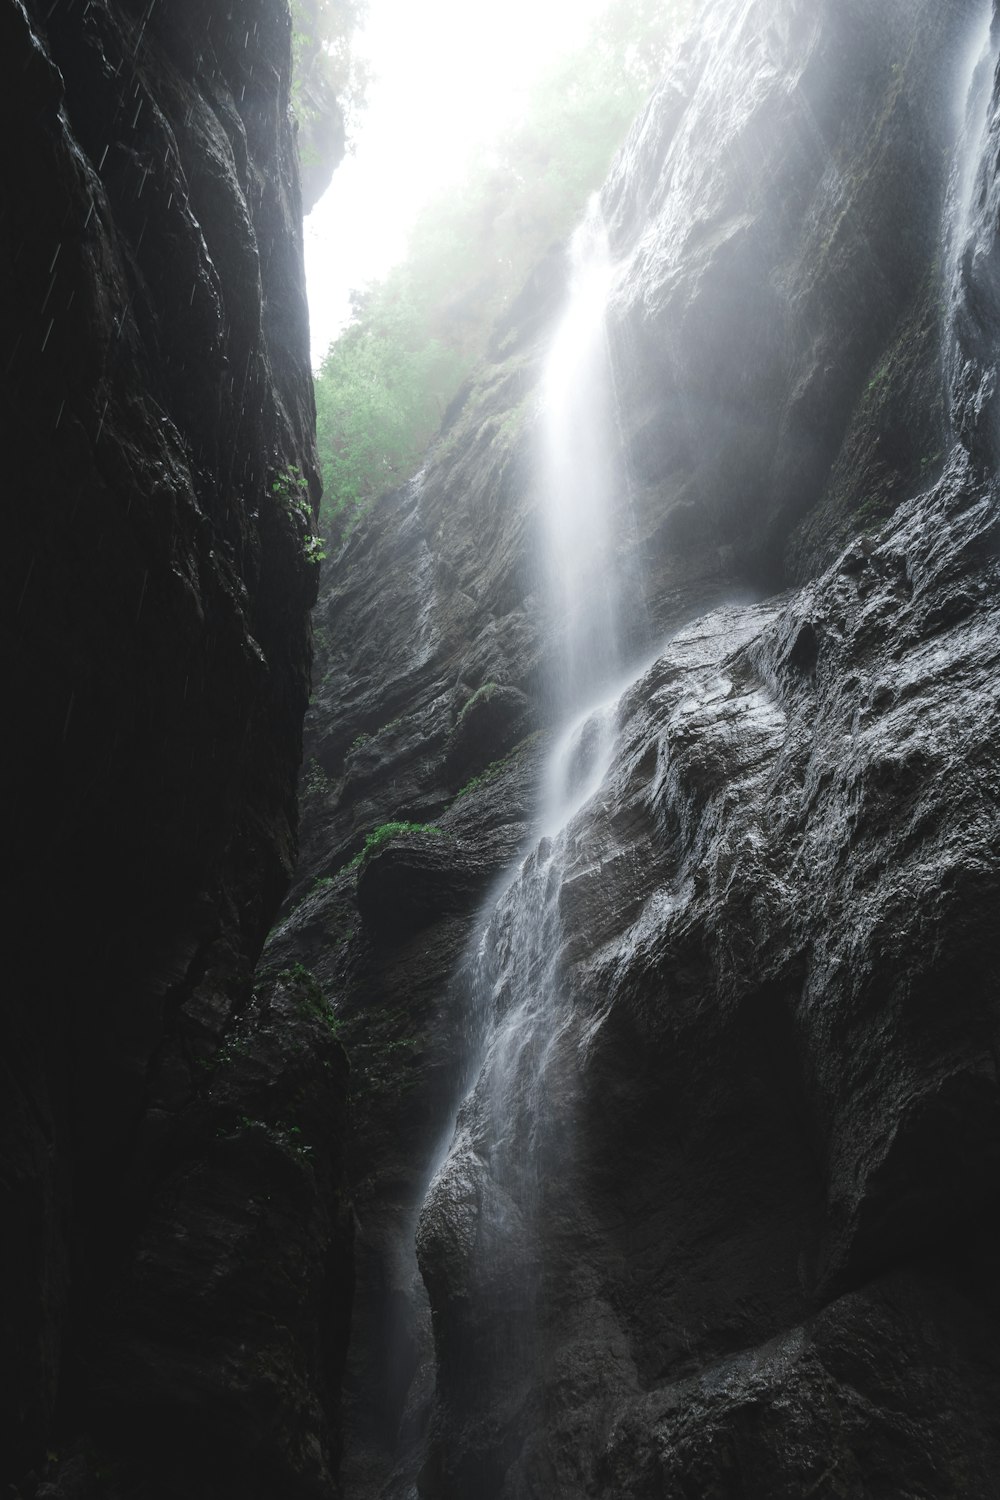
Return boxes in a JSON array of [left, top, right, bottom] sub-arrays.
[[444, 683, 534, 787], [418, 451, 1000, 1494], [602, 0, 962, 601], [356, 829, 508, 935], [1, 1, 347, 1494]]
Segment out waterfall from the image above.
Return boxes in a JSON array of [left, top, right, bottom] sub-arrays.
[[417, 195, 638, 1423], [454, 189, 631, 1160]]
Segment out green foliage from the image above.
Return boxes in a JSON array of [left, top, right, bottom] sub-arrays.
[[312, 1, 691, 534], [234, 1114, 316, 1161], [290, 0, 369, 134], [302, 757, 332, 801], [314, 313, 467, 527], [348, 820, 443, 868], [278, 959, 320, 990], [272, 465, 327, 565], [273, 463, 310, 514], [278, 961, 343, 1038], [349, 716, 403, 751]]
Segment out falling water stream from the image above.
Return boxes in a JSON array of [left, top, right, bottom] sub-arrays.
[[418, 195, 643, 1416], [470, 195, 631, 1147], [539, 197, 625, 714]]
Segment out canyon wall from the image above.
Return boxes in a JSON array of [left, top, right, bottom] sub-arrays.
[[1, 2, 349, 1495], [283, 0, 1000, 1494]]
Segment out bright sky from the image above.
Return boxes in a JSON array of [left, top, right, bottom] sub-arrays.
[[304, 0, 610, 365]]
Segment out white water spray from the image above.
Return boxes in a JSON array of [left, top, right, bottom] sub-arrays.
[[420, 196, 640, 1329], [476, 196, 630, 1146], [539, 196, 626, 713]]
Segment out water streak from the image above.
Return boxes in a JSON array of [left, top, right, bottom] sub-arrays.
[[539, 195, 626, 712], [944, 3, 1000, 440], [417, 197, 646, 1386]]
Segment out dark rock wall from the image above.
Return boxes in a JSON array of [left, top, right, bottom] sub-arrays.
[[281, 0, 1000, 1494], [1, 1, 348, 1495], [603, 0, 959, 604]]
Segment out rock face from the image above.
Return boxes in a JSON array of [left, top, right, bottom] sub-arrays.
[[280, 0, 1000, 1494], [1, 2, 348, 1496]]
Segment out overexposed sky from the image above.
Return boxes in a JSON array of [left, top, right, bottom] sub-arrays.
[[304, 0, 610, 365]]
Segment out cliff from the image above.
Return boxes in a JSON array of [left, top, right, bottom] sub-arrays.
[[1, 2, 348, 1496], [281, 0, 1000, 1494]]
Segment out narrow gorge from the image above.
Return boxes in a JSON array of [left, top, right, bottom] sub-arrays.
[[5, 0, 1000, 1497]]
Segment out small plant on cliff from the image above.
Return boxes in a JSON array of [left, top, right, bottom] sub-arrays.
[[452, 731, 545, 802], [457, 681, 499, 724], [233, 1114, 316, 1161], [278, 961, 343, 1038], [271, 465, 326, 565], [272, 463, 310, 514], [302, 758, 332, 802]]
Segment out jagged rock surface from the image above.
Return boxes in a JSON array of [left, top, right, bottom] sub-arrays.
[[1, 2, 348, 1496], [277, 0, 1000, 1495]]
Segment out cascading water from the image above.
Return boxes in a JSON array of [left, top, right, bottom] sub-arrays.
[[417, 195, 640, 1429], [539, 197, 626, 715]]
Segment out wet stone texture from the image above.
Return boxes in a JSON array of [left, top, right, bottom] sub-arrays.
[[1, 2, 348, 1497], [420, 473, 1000, 1493], [278, 0, 1000, 1495]]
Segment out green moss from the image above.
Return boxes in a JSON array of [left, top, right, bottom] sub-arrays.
[[348, 820, 443, 869], [457, 680, 499, 725], [349, 716, 404, 754], [277, 962, 342, 1038]]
